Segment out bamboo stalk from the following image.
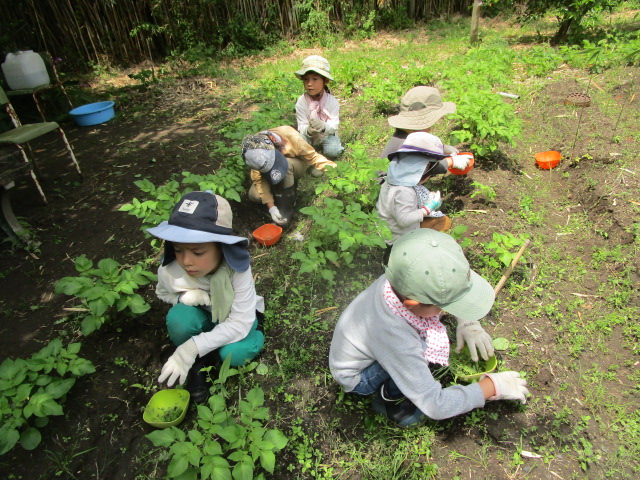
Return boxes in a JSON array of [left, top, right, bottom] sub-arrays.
[[494, 239, 531, 296]]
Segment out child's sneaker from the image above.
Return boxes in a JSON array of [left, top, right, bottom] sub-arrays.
[[372, 382, 426, 428]]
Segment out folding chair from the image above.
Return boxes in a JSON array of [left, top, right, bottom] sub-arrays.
[[0, 85, 81, 204], [4, 52, 74, 122]]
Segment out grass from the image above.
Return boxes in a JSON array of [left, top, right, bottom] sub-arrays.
[[5, 6, 640, 480]]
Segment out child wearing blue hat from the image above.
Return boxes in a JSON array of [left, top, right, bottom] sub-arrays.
[[147, 191, 265, 403]]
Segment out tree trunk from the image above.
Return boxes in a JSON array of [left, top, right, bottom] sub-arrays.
[[469, 0, 482, 44]]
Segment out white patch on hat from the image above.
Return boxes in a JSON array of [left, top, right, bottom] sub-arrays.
[[178, 200, 199, 214], [270, 170, 282, 183]]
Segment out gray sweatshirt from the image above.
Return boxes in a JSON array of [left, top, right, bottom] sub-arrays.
[[329, 275, 485, 420]]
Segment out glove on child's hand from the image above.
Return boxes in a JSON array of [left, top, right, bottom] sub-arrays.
[[269, 206, 286, 225], [482, 372, 530, 404], [422, 191, 442, 216], [180, 289, 210, 306], [158, 339, 199, 387], [309, 118, 326, 133], [450, 154, 473, 170], [455, 317, 494, 361]]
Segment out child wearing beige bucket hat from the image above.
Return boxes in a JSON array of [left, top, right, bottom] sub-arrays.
[[294, 55, 344, 160], [380, 86, 461, 159], [329, 228, 530, 428]]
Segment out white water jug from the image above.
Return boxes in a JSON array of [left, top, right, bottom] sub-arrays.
[[2, 50, 50, 90]]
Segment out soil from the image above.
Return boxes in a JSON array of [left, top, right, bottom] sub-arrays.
[[1, 42, 639, 479]]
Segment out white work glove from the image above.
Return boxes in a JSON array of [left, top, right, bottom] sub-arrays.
[[158, 339, 199, 387], [179, 289, 210, 306], [455, 317, 494, 361], [482, 372, 530, 404], [449, 154, 473, 170], [422, 191, 442, 216], [308, 118, 325, 135], [269, 206, 286, 225]]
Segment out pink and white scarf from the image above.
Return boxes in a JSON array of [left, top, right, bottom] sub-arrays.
[[383, 280, 450, 366], [304, 91, 331, 122]]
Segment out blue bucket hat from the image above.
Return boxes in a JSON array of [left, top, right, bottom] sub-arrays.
[[147, 191, 250, 272]]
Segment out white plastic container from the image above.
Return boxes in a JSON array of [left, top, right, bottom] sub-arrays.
[[2, 51, 50, 90]]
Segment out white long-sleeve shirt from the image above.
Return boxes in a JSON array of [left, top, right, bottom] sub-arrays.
[[156, 261, 264, 356], [295, 92, 340, 137]]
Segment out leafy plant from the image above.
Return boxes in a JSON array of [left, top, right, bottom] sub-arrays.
[[54, 255, 156, 335], [0, 339, 95, 455], [146, 368, 288, 479], [485, 232, 529, 268], [470, 181, 497, 201]]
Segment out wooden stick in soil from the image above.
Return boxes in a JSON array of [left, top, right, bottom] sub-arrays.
[[494, 239, 531, 296]]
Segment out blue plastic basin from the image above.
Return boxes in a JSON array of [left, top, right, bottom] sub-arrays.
[[69, 101, 115, 126]]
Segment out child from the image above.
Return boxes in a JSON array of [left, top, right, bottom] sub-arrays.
[[380, 86, 460, 159], [242, 126, 336, 228], [329, 228, 530, 427], [148, 191, 265, 403], [376, 131, 472, 260], [294, 55, 344, 160]]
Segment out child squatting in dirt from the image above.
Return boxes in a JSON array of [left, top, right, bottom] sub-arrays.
[[242, 126, 336, 228], [148, 191, 265, 403], [376, 131, 473, 262], [329, 228, 530, 427]]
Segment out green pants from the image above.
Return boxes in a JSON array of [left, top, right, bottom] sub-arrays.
[[166, 303, 264, 367]]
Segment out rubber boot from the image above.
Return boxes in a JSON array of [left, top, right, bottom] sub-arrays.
[[185, 351, 219, 404], [371, 379, 426, 428], [273, 184, 297, 229]]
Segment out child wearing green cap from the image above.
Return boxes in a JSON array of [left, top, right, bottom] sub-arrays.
[[329, 229, 530, 427]]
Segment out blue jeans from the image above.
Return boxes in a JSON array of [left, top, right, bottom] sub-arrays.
[[350, 362, 401, 397], [301, 133, 344, 160]]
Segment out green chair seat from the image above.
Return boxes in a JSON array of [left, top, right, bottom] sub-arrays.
[[6, 84, 52, 96], [0, 122, 60, 145]]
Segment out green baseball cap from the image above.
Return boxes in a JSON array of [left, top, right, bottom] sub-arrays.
[[385, 229, 495, 321]]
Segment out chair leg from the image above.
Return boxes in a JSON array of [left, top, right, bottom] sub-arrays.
[[33, 92, 47, 122], [16, 145, 47, 204], [60, 84, 74, 110], [56, 127, 82, 178]]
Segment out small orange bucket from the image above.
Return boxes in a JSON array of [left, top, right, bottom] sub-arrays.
[[535, 151, 562, 170], [252, 224, 283, 247]]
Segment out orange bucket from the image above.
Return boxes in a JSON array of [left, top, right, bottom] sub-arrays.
[[448, 152, 475, 175], [535, 151, 562, 170], [252, 224, 283, 247]]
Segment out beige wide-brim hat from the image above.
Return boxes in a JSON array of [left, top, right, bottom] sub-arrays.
[[388, 86, 456, 130], [295, 55, 334, 81]]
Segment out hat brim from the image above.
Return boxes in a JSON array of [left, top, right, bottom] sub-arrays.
[[265, 150, 289, 185], [295, 67, 334, 81], [160, 241, 250, 272], [438, 270, 495, 322], [388, 102, 456, 130], [147, 222, 249, 247]]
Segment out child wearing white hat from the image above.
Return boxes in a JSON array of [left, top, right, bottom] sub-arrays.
[[376, 132, 473, 263], [294, 55, 344, 160]]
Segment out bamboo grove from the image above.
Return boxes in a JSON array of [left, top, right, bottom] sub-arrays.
[[1, 0, 474, 71]]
